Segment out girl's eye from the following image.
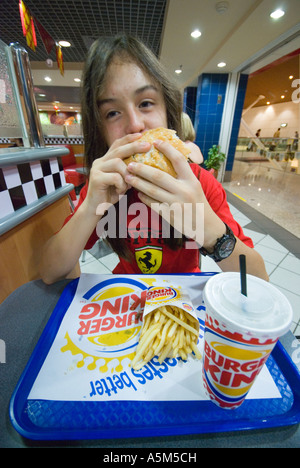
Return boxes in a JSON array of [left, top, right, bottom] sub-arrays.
[[106, 110, 119, 119], [139, 100, 153, 109]]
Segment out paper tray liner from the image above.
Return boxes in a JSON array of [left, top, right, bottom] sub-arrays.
[[9, 274, 300, 440]]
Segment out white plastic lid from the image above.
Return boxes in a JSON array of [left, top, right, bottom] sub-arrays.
[[203, 272, 293, 337]]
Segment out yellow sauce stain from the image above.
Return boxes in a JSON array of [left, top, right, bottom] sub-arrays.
[[88, 326, 141, 347], [61, 332, 136, 373], [138, 277, 157, 286]]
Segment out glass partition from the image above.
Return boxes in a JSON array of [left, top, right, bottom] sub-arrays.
[[0, 39, 45, 147], [0, 39, 22, 139], [236, 136, 299, 174]]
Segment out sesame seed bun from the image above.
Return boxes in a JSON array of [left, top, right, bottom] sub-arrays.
[[124, 127, 191, 177]]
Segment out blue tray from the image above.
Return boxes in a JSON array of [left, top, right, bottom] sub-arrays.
[[10, 276, 300, 441]]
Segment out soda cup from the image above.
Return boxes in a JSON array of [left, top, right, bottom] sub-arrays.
[[202, 272, 293, 409]]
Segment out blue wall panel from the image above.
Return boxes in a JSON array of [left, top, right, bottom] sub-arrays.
[[225, 74, 249, 172], [194, 73, 228, 161], [183, 87, 197, 126]]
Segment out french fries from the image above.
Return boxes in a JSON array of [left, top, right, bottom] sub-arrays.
[[131, 305, 201, 370]]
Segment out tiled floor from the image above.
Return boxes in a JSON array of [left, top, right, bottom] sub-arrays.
[[79, 193, 300, 337], [223, 154, 300, 238]]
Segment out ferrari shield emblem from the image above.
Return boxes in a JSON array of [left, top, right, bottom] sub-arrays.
[[135, 246, 162, 274]]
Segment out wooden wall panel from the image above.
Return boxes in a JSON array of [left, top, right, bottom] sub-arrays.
[[0, 196, 80, 303]]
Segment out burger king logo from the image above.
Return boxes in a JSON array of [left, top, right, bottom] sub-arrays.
[[61, 278, 148, 373], [146, 286, 177, 303], [182, 303, 194, 313]]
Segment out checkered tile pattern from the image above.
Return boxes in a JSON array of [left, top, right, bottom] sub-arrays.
[[0, 137, 84, 144], [0, 158, 66, 218], [44, 137, 84, 145]]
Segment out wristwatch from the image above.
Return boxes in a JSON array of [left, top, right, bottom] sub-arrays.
[[200, 223, 236, 262]]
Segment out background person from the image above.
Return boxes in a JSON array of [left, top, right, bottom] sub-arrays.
[[181, 112, 203, 165], [273, 128, 281, 138]]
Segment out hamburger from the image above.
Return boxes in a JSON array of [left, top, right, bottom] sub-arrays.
[[124, 127, 191, 177]]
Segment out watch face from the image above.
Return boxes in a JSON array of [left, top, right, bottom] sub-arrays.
[[219, 237, 236, 258], [204, 224, 237, 262]]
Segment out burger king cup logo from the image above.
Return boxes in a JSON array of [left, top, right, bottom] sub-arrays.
[[61, 278, 148, 374], [202, 314, 277, 409]]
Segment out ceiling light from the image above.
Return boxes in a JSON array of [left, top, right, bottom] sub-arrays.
[[281, 95, 285, 99], [217, 62, 226, 68], [58, 40, 71, 47], [270, 9, 285, 19], [44, 76, 52, 82], [266, 101, 270, 105], [175, 65, 183, 74], [191, 29, 201, 38], [289, 75, 294, 79], [74, 78, 81, 82]]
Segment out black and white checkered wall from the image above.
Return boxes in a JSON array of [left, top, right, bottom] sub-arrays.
[[0, 137, 84, 145], [0, 157, 66, 218], [44, 137, 84, 145]]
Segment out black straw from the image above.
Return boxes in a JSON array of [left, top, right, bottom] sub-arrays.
[[239, 254, 247, 297]]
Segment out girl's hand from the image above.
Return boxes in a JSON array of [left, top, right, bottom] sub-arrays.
[[185, 141, 204, 165], [125, 139, 224, 246], [84, 133, 151, 216]]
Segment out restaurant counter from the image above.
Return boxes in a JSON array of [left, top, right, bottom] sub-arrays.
[[0, 146, 79, 303], [0, 278, 299, 448], [0, 145, 71, 236]]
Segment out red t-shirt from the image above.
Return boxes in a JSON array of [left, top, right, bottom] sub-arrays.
[[64, 164, 253, 274]]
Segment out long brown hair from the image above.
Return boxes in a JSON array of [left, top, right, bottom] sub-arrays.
[[80, 34, 185, 260]]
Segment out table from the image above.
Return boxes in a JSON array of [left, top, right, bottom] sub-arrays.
[[0, 279, 299, 448]]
